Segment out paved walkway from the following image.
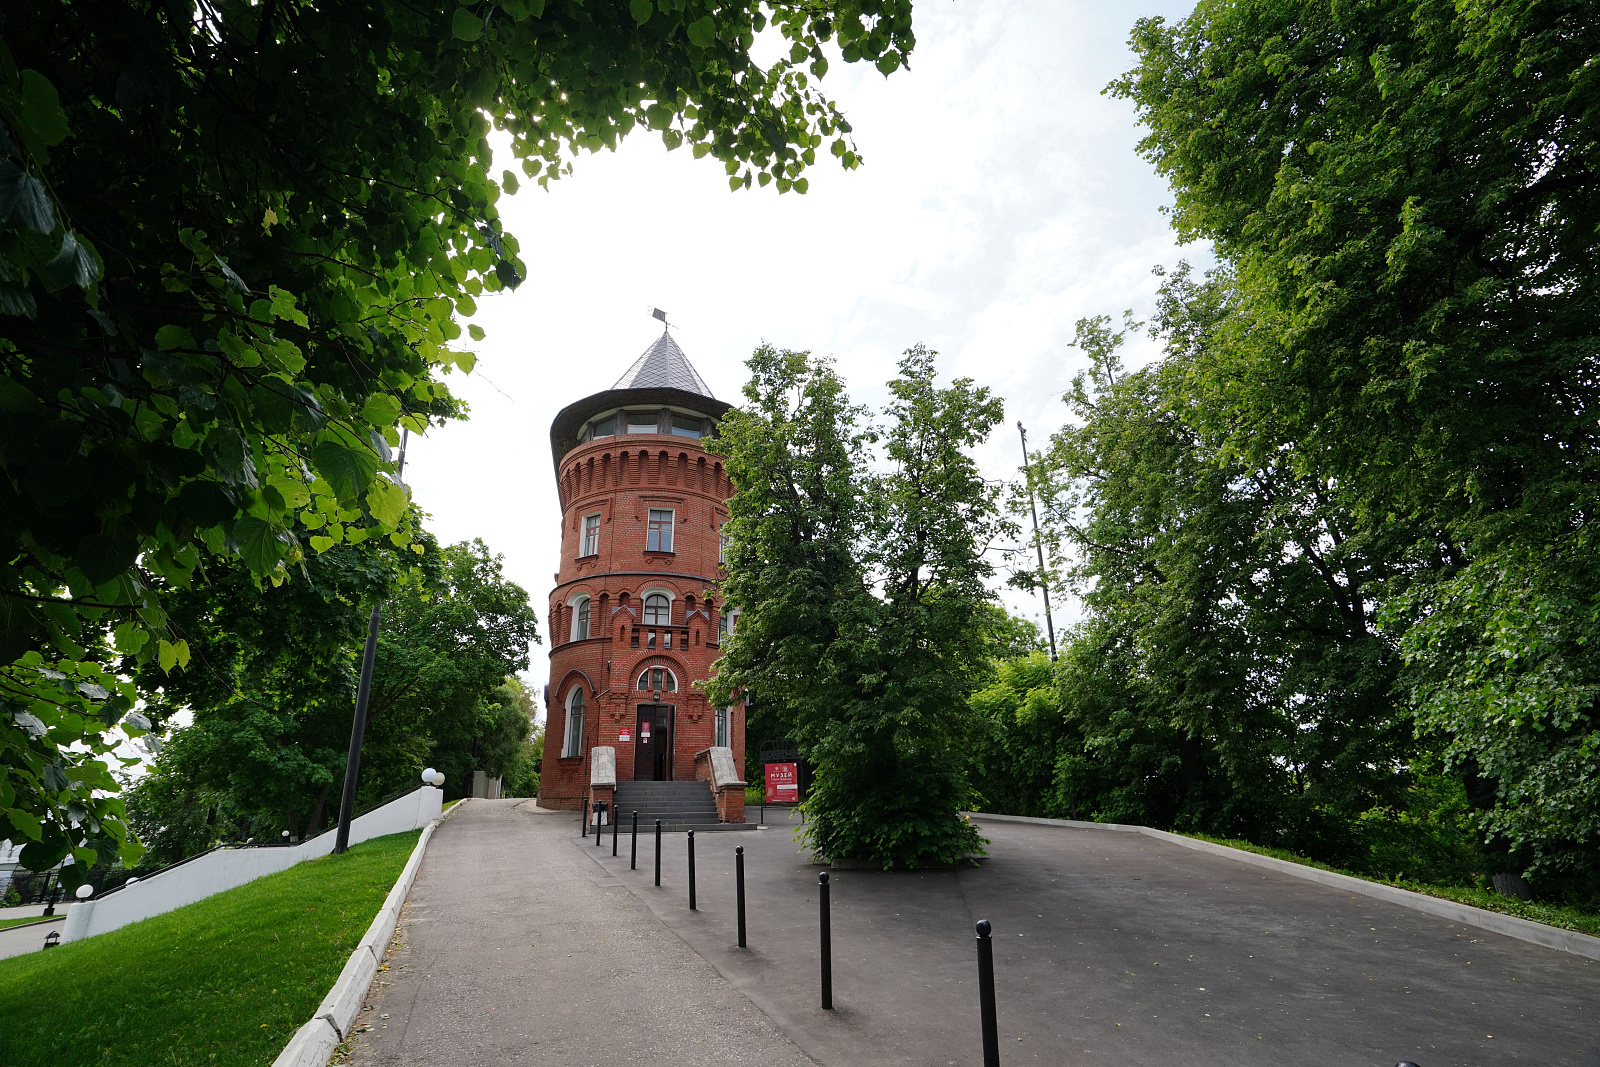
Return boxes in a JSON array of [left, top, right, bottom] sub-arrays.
[[351, 801, 1600, 1067], [343, 799, 815, 1066]]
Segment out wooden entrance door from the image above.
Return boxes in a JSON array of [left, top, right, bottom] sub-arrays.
[[633, 704, 674, 780]]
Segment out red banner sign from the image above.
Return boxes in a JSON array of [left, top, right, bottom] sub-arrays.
[[618, 726, 632, 743], [765, 761, 799, 803]]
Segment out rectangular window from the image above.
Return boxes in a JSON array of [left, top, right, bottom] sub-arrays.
[[647, 508, 674, 552], [562, 695, 585, 758], [627, 411, 661, 434], [591, 415, 615, 438], [581, 513, 600, 557], [573, 599, 590, 641], [715, 707, 730, 748], [718, 531, 727, 565], [671, 415, 703, 439]]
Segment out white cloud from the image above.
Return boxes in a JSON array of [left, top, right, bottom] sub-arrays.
[[404, 0, 1206, 706]]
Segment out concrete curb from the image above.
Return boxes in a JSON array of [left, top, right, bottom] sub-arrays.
[[271, 818, 440, 1067], [273, 1019, 340, 1067], [967, 810, 1600, 963]]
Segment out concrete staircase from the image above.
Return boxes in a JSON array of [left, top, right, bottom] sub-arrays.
[[609, 781, 748, 832]]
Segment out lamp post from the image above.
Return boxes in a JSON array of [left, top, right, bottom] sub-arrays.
[[334, 429, 411, 855], [1017, 422, 1057, 661]]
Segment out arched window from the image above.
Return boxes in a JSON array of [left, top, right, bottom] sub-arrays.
[[562, 688, 586, 757], [570, 595, 591, 641], [636, 667, 678, 693], [643, 593, 670, 626]]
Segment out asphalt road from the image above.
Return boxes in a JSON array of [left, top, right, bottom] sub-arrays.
[[344, 799, 1598, 1067], [341, 799, 816, 1067], [585, 808, 1599, 1067]]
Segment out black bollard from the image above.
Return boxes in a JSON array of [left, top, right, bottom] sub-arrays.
[[736, 845, 747, 947], [630, 811, 639, 870], [581, 802, 587, 837], [655, 819, 662, 886], [688, 829, 697, 910], [976, 919, 1000, 1067], [819, 870, 833, 1010], [612, 804, 619, 856], [595, 802, 604, 846]]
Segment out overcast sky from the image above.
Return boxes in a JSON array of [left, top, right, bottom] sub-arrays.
[[404, 0, 1207, 718]]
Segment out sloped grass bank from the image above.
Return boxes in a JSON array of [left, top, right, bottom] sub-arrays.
[[1184, 832, 1600, 939], [0, 829, 420, 1067]]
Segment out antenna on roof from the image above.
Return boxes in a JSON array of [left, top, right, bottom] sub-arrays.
[[651, 307, 670, 329]]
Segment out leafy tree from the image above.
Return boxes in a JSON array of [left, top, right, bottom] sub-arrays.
[[1111, 0, 1600, 882], [131, 533, 537, 842], [966, 651, 1061, 818], [0, 0, 915, 877], [120, 761, 244, 867], [709, 345, 1003, 867], [1024, 299, 1417, 864], [363, 540, 540, 800]]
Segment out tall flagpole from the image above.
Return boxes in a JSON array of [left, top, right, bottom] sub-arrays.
[[1017, 422, 1057, 661], [333, 428, 410, 854]]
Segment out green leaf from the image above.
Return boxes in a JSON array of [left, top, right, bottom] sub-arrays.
[[232, 516, 287, 573], [19, 70, 70, 146], [267, 285, 309, 327], [452, 6, 485, 40], [0, 282, 36, 319], [367, 479, 409, 528], [0, 160, 57, 233], [205, 426, 259, 487], [468, 323, 486, 341], [311, 437, 379, 502], [46, 231, 102, 290], [361, 392, 402, 426], [155, 324, 197, 351], [501, 169, 519, 194], [8, 810, 43, 842], [687, 16, 718, 48], [75, 533, 140, 586], [309, 534, 337, 553], [629, 0, 653, 25]]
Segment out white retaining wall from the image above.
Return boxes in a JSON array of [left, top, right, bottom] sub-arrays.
[[61, 786, 443, 944]]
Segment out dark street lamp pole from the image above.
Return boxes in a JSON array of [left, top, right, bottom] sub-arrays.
[[334, 429, 410, 855], [1017, 422, 1057, 661]]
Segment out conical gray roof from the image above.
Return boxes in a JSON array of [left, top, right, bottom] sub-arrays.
[[612, 330, 714, 397]]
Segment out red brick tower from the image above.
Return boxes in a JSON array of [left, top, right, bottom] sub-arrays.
[[537, 329, 741, 809]]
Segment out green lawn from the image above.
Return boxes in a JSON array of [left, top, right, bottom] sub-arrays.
[[0, 830, 420, 1067], [1183, 832, 1600, 939], [0, 915, 55, 930]]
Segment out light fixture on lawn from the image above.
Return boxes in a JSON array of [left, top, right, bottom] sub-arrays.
[[43, 930, 60, 949]]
